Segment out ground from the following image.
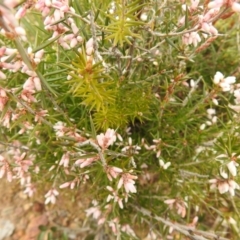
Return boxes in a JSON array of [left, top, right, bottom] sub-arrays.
[[0, 179, 90, 240]]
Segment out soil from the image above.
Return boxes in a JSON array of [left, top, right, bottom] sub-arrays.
[[0, 179, 91, 240]]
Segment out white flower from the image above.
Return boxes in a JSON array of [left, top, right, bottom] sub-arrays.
[[85, 206, 101, 219], [228, 180, 240, 196], [218, 181, 229, 194], [159, 159, 171, 169], [232, 2, 240, 12], [209, 178, 240, 196], [45, 188, 59, 204], [200, 123, 206, 130], [213, 71, 236, 92], [140, 13, 148, 21], [220, 168, 228, 179], [227, 161, 239, 176]]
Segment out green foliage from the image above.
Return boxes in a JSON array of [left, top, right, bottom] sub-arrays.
[[103, 0, 145, 46], [1, 0, 240, 239]]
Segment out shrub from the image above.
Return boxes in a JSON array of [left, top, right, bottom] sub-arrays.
[[0, 0, 240, 239]]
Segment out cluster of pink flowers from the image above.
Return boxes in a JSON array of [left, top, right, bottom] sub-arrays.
[[208, 153, 240, 196], [53, 121, 86, 142], [209, 178, 240, 196], [0, 155, 13, 182], [164, 198, 188, 218], [97, 128, 117, 150], [45, 188, 59, 204], [0, 143, 40, 198], [180, 0, 240, 47]]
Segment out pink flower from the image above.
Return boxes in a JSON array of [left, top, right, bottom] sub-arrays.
[[75, 156, 99, 168], [0, 88, 8, 111], [2, 111, 11, 128], [21, 89, 37, 103], [85, 207, 101, 219], [97, 128, 116, 150], [0, 155, 12, 182], [23, 177, 36, 197], [182, 32, 201, 47], [209, 178, 240, 196], [18, 121, 34, 135], [208, 0, 225, 9], [53, 121, 67, 137], [85, 201, 102, 219], [13, 151, 33, 177], [164, 198, 188, 218], [45, 188, 59, 204], [23, 77, 42, 91], [117, 172, 137, 193], [0, 71, 6, 79], [105, 166, 123, 181], [59, 152, 70, 168], [106, 186, 124, 209], [121, 137, 141, 155], [86, 38, 94, 55], [232, 2, 240, 12], [59, 179, 78, 189], [34, 110, 48, 122], [15, 7, 27, 19], [121, 224, 136, 238]]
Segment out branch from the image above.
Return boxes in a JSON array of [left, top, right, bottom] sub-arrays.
[[135, 206, 229, 240]]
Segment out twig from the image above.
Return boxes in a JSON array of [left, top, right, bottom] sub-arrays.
[[134, 206, 229, 240], [8, 92, 53, 127], [76, 140, 106, 166]]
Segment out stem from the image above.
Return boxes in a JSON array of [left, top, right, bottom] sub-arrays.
[[134, 206, 229, 240], [76, 140, 107, 166]]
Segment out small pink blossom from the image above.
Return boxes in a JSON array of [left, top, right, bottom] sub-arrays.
[[53, 121, 67, 137], [0, 88, 8, 111], [121, 224, 136, 237], [85, 201, 102, 219], [59, 181, 71, 189], [108, 218, 120, 235], [182, 32, 201, 47], [0, 71, 6, 79], [0, 156, 12, 182], [15, 7, 27, 19], [23, 177, 36, 197], [106, 186, 124, 209], [105, 166, 123, 181], [21, 89, 37, 103], [117, 172, 137, 193], [75, 156, 99, 168], [59, 152, 70, 168], [45, 188, 59, 204], [209, 178, 240, 196], [208, 0, 225, 9], [2, 111, 11, 128], [164, 198, 188, 218], [18, 121, 34, 135], [13, 151, 33, 177], [34, 110, 48, 122], [232, 2, 240, 12], [97, 128, 116, 150]]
